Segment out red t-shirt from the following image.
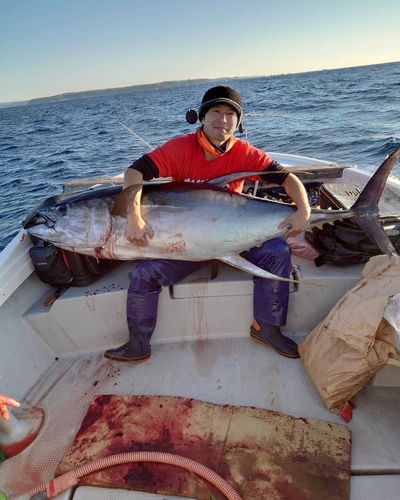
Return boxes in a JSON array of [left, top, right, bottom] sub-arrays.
[[148, 132, 274, 193]]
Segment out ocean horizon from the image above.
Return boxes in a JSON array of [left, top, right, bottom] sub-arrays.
[[1, 61, 399, 252], [2, 60, 398, 109]]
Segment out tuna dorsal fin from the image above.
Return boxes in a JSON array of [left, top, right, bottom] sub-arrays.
[[219, 253, 324, 286], [111, 184, 142, 217], [205, 170, 311, 187], [205, 171, 269, 187]]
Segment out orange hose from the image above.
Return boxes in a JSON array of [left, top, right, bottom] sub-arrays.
[[30, 451, 243, 499]]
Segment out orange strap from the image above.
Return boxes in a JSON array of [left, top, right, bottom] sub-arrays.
[[196, 127, 236, 157], [44, 287, 62, 307]]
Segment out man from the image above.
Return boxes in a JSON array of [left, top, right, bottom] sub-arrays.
[[104, 85, 311, 363]]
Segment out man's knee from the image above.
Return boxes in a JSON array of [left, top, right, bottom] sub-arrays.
[[128, 259, 201, 292], [128, 261, 166, 292], [260, 238, 291, 259]]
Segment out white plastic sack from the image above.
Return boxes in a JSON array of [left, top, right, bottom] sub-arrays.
[[383, 292, 400, 355]]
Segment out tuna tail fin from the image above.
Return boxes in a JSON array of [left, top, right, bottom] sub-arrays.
[[351, 148, 400, 258], [353, 217, 397, 258]]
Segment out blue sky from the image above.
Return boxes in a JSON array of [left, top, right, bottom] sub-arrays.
[[1, 0, 399, 103]]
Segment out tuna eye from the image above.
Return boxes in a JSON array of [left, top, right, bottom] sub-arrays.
[[57, 205, 68, 217]]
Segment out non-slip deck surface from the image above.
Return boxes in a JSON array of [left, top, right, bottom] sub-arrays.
[[72, 480, 400, 500], [56, 394, 351, 499], [1, 337, 400, 499]]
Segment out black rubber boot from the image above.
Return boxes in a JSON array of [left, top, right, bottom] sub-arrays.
[[104, 330, 151, 362], [250, 319, 299, 358]]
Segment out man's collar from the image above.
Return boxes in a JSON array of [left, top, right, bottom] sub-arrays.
[[196, 127, 236, 158]]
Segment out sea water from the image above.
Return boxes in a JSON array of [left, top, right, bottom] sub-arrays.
[[0, 61, 399, 252]]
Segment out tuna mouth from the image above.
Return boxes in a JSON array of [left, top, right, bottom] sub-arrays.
[[37, 210, 56, 228], [24, 210, 56, 230]]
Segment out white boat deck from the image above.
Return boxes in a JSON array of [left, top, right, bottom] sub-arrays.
[[2, 161, 400, 500], [2, 337, 400, 499], [1, 258, 400, 500]]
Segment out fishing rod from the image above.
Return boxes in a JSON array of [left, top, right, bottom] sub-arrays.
[[118, 117, 249, 151], [119, 109, 299, 152], [119, 121, 154, 151], [118, 121, 313, 197]]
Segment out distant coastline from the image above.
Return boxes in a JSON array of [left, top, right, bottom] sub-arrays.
[[0, 77, 241, 109], [1, 61, 398, 110]]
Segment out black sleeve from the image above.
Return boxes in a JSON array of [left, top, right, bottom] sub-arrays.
[[260, 160, 289, 185], [128, 154, 160, 180]]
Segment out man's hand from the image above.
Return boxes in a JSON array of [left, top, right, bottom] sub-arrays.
[[279, 207, 310, 238], [0, 395, 20, 420], [124, 211, 154, 247]]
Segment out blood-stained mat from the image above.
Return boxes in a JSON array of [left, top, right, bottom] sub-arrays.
[[56, 395, 351, 500]]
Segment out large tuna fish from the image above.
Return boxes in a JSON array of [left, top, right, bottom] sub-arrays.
[[24, 149, 400, 283]]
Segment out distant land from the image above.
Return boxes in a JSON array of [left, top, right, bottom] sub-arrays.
[[0, 77, 242, 109], [2, 61, 398, 110]]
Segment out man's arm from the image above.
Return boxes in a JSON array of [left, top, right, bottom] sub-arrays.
[[278, 174, 311, 237], [123, 168, 154, 247]]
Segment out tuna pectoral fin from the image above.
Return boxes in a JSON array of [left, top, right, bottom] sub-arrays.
[[219, 253, 324, 286], [111, 184, 142, 217]]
